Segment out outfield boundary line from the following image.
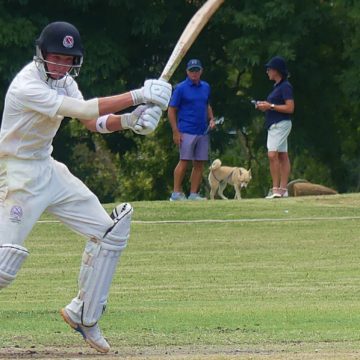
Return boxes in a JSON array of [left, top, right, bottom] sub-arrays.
[[37, 216, 360, 224]]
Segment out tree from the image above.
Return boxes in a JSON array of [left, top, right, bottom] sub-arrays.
[[0, 0, 359, 200]]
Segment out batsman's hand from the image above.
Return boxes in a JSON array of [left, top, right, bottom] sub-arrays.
[[130, 79, 172, 110], [121, 104, 162, 135], [134, 104, 162, 135]]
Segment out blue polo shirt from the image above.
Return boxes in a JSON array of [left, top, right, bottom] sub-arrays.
[[265, 79, 293, 129], [169, 77, 211, 135]]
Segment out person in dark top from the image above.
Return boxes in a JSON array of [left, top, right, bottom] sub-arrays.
[[255, 56, 294, 198]]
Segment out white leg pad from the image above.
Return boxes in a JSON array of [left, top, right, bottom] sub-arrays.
[[66, 203, 133, 326], [0, 244, 29, 289]]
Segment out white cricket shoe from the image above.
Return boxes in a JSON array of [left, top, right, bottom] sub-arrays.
[[60, 308, 110, 353]]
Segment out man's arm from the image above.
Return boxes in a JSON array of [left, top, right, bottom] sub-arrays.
[[79, 114, 123, 132], [255, 99, 294, 113], [168, 106, 181, 145], [79, 105, 162, 136], [57, 80, 172, 120], [207, 104, 216, 129], [168, 106, 178, 132]]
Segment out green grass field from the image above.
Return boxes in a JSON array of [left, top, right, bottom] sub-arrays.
[[1, 194, 360, 359]]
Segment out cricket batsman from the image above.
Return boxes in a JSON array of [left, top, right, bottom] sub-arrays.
[[0, 21, 172, 353]]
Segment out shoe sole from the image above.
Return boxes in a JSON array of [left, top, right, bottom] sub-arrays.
[[265, 194, 282, 199], [60, 308, 110, 354]]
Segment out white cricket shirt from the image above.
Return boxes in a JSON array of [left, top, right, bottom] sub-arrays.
[[0, 61, 83, 160]]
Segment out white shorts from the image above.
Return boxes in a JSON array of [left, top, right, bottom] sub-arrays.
[[0, 157, 113, 246], [267, 120, 292, 152]]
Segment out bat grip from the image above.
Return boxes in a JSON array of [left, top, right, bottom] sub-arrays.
[[159, 76, 169, 83]]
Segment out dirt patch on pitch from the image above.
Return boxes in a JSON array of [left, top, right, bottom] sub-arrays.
[[1, 345, 360, 360]]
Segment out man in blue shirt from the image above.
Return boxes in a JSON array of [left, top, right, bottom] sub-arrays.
[[256, 56, 295, 198], [168, 59, 215, 201]]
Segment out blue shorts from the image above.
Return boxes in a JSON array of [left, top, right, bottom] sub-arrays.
[[179, 133, 209, 161]]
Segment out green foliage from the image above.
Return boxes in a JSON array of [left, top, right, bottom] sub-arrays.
[[291, 150, 336, 190], [118, 121, 178, 201], [53, 119, 122, 203], [0, 0, 359, 200], [69, 138, 121, 203]]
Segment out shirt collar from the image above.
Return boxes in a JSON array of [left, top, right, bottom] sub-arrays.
[[274, 79, 285, 88], [186, 77, 202, 87]]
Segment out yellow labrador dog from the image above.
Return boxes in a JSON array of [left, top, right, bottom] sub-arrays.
[[208, 159, 252, 200]]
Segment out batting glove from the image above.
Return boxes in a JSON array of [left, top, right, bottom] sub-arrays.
[[121, 104, 162, 135], [130, 79, 172, 110]]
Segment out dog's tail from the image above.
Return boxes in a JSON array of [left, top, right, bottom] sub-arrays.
[[209, 159, 222, 171]]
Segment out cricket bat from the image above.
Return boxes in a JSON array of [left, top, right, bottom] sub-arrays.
[[160, 0, 225, 82], [135, 0, 224, 132]]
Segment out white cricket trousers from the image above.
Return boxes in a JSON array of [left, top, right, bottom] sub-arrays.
[[0, 157, 113, 246]]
